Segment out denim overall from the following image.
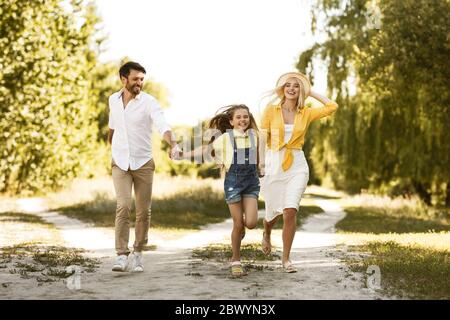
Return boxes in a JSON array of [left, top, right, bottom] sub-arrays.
[[223, 130, 260, 204]]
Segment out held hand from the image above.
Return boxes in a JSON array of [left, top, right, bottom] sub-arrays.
[[169, 144, 182, 160], [258, 164, 265, 177]]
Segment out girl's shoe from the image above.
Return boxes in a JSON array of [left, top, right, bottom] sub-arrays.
[[231, 261, 245, 277]]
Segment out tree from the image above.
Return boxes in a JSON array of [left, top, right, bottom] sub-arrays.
[[0, 0, 103, 194], [297, 0, 450, 205]]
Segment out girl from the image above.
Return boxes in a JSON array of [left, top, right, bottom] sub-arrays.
[[181, 104, 262, 277], [259, 72, 338, 273]]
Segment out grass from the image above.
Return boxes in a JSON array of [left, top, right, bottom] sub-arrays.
[[32, 175, 331, 232], [1, 243, 100, 284], [45, 175, 229, 230], [55, 185, 230, 229], [335, 192, 450, 299], [303, 193, 342, 200], [345, 241, 450, 300], [56, 190, 325, 231], [0, 212, 53, 226], [256, 202, 324, 229], [336, 206, 450, 234], [0, 212, 62, 247], [44, 175, 222, 209], [52, 176, 326, 230]]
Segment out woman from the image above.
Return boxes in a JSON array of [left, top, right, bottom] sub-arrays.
[[259, 71, 338, 273]]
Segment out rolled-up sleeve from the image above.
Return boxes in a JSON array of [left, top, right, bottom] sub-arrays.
[[260, 105, 271, 130], [310, 102, 339, 122], [259, 105, 273, 146], [149, 99, 171, 135]]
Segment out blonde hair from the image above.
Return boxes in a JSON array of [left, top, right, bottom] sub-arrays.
[[263, 77, 307, 112]]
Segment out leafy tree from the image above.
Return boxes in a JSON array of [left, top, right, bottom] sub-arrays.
[[0, 0, 104, 194], [297, 0, 450, 205]]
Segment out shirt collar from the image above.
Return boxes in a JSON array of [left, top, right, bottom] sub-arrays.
[[232, 129, 250, 137], [275, 103, 302, 113], [118, 88, 141, 100]]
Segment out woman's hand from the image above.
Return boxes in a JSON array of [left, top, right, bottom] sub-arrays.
[[258, 163, 265, 177], [309, 90, 319, 99], [308, 90, 334, 105]]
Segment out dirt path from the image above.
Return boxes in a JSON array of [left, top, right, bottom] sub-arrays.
[[0, 195, 385, 300]]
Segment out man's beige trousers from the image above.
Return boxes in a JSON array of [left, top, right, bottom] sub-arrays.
[[112, 159, 155, 255]]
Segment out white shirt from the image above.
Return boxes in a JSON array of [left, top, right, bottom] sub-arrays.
[[284, 124, 294, 144], [108, 89, 171, 171]]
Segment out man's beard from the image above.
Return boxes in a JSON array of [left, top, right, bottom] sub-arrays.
[[127, 83, 141, 95]]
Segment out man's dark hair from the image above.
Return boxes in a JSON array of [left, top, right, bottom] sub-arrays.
[[119, 61, 146, 79]]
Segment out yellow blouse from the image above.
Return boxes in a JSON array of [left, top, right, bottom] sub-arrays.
[[260, 102, 338, 171]]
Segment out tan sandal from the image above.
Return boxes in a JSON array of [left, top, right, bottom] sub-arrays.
[[282, 261, 297, 273], [231, 261, 245, 277], [261, 232, 271, 256]]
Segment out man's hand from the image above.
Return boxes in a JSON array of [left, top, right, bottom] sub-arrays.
[[108, 129, 114, 144], [163, 131, 182, 160]]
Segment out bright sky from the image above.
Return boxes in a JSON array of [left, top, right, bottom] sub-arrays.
[[96, 0, 327, 125]]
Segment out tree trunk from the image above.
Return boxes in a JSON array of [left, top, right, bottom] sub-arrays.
[[446, 182, 450, 207], [413, 181, 432, 206]]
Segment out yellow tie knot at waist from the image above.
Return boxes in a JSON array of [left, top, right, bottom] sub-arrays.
[[281, 144, 301, 171]]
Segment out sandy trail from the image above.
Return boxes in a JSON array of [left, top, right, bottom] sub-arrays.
[[0, 195, 385, 300]]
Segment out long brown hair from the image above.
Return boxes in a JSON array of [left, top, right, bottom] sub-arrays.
[[209, 104, 258, 134], [208, 104, 260, 166]]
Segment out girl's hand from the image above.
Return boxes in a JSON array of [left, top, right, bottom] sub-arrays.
[[169, 144, 182, 160], [178, 149, 189, 160]]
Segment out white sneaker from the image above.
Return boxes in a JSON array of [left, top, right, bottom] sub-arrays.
[[131, 252, 144, 272], [112, 254, 129, 272]]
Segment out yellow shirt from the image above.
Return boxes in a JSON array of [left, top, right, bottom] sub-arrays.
[[212, 129, 257, 170], [260, 102, 338, 171]]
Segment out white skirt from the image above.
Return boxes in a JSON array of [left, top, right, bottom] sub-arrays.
[[260, 149, 309, 222]]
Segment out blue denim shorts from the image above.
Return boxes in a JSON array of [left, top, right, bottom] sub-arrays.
[[224, 167, 260, 204]]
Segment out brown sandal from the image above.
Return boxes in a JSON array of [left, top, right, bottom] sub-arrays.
[[231, 261, 245, 277], [261, 232, 271, 256], [282, 261, 298, 273]]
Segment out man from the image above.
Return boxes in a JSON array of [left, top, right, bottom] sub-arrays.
[[108, 61, 180, 272]]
